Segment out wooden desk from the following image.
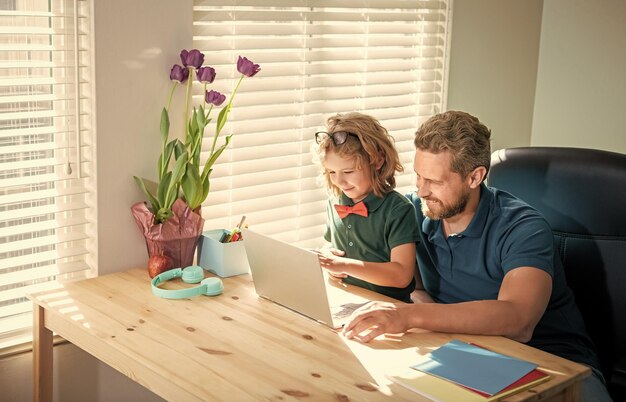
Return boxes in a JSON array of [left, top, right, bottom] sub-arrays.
[[29, 269, 589, 401]]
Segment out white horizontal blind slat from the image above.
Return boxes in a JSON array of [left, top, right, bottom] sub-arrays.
[[0, 246, 90, 271], [191, 0, 449, 243], [0, 0, 96, 350], [0, 261, 91, 287]]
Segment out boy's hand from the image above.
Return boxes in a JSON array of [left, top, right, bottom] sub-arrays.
[[328, 271, 348, 280], [322, 246, 345, 257], [315, 247, 350, 278]]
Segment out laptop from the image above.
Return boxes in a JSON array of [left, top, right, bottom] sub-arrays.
[[241, 228, 370, 329]]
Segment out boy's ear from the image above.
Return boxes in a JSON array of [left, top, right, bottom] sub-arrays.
[[375, 154, 385, 170]]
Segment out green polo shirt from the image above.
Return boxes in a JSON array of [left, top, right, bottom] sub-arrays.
[[324, 190, 419, 302]]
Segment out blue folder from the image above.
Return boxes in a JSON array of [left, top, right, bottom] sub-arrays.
[[412, 339, 537, 395]]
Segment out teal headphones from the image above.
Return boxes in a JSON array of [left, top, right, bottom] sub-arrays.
[[150, 265, 224, 299]]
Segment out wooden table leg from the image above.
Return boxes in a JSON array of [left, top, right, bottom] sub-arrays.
[[33, 304, 53, 402], [563, 380, 582, 402]]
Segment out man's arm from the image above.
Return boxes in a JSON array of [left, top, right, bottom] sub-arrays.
[[343, 266, 552, 343], [411, 268, 434, 303]]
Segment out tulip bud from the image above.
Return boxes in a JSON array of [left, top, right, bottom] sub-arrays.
[[197, 66, 216, 84], [237, 56, 261, 77], [170, 64, 189, 83], [180, 49, 204, 69], [205, 90, 226, 107]]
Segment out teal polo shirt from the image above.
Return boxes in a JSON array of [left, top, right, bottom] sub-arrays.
[[406, 184, 600, 371], [324, 190, 419, 302]]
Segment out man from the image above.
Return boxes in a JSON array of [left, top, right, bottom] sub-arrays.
[[342, 111, 612, 401]]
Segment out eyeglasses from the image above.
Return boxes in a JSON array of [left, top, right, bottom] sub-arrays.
[[315, 131, 359, 145]]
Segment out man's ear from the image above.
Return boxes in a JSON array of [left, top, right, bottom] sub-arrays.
[[468, 166, 487, 189]]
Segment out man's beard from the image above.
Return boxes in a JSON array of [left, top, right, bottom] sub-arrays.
[[421, 190, 470, 220]]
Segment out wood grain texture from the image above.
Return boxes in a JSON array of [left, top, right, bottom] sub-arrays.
[[29, 269, 590, 401]]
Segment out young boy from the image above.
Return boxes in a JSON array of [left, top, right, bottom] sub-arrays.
[[313, 112, 420, 302]]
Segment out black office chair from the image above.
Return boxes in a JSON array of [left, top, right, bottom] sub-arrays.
[[489, 146, 626, 399]]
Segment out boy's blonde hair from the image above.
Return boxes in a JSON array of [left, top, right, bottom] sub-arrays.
[[313, 112, 402, 198]]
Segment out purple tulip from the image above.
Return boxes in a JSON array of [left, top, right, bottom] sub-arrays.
[[237, 56, 261, 77], [170, 64, 189, 83], [180, 49, 204, 69], [196, 66, 216, 84], [205, 90, 226, 106]]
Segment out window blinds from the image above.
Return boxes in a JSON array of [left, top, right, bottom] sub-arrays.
[[192, 1, 450, 246], [0, 0, 95, 349]]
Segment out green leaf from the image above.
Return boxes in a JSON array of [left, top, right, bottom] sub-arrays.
[[187, 171, 210, 212], [194, 131, 203, 167], [157, 172, 172, 207], [200, 174, 210, 205], [203, 168, 213, 181], [182, 162, 201, 210], [196, 104, 206, 129], [164, 151, 188, 207], [202, 135, 232, 180], [133, 176, 160, 212], [174, 139, 186, 160], [189, 108, 199, 144], [215, 103, 230, 137], [157, 155, 165, 180], [157, 139, 177, 180], [187, 132, 201, 168], [160, 108, 170, 145]]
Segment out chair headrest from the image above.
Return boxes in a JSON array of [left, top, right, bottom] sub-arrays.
[[489, 147, 626, 237]]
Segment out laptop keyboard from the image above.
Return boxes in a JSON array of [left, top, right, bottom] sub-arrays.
[[331, 301, 368, 320]]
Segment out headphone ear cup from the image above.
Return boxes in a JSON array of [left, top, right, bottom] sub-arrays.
[[201, 277, 224, 296], [181, 265, 204, 284]]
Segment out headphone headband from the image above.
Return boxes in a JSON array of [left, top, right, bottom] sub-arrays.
[[151, 266, 223, 299]]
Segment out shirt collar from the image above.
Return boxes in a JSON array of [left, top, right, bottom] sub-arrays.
[[461, 183, 492, 238], [339, 191, 384, 213]]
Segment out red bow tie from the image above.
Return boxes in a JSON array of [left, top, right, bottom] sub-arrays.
[[334, 201, 368, 219]]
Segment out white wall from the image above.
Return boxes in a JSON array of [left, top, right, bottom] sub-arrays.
[[448, 0, 626, 155], [531, 0, 626, 153], [96, 0, 193, 276], [446, 0, 544, 153]]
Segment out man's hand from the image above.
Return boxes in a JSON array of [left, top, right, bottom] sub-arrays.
[[342, 301, 411, 343]]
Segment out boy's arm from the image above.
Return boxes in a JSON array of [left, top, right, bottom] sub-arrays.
[[317, 242, 416, 288]]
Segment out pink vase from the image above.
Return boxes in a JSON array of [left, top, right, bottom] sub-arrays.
[[131, 199, 205, 268]]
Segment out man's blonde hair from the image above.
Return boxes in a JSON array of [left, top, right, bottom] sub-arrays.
[[414, 110, 492, 179]]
